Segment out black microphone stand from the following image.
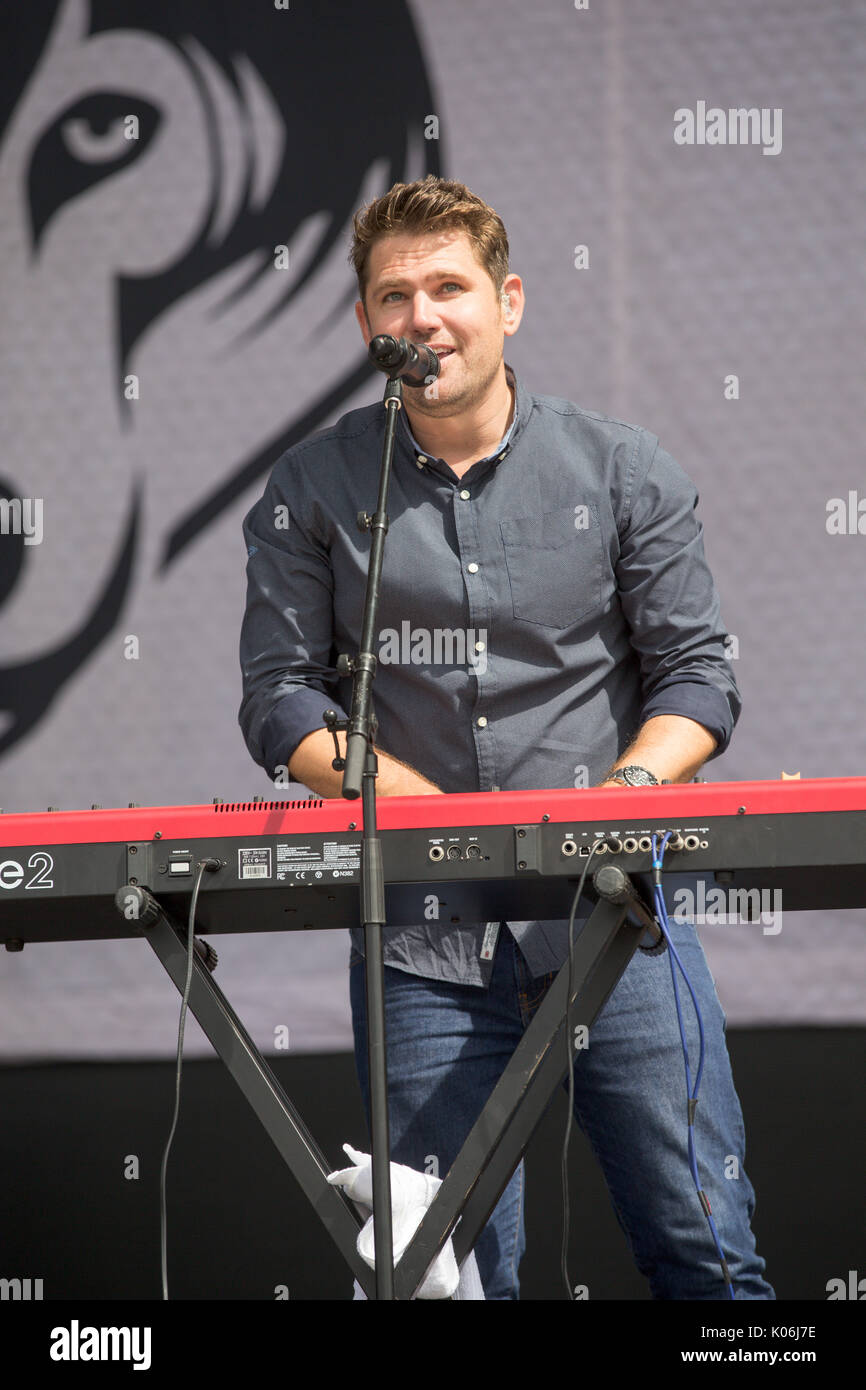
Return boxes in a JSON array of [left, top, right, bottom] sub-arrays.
[[323, 363, 419, 1299]]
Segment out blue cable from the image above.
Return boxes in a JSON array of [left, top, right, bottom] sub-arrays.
[[652, 833, 736, 1301]]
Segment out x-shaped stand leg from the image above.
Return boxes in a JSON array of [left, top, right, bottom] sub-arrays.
[[140, 896, 639, 1299]]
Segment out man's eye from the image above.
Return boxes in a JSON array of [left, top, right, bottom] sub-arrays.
[[381, 285, 461, 302]]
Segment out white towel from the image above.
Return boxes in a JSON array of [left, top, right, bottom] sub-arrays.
[[327, 1143, 484, 1300]]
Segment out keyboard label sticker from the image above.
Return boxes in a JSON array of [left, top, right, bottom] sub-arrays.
[[238, 847, 272, 880], [275, 840, 361, 880]]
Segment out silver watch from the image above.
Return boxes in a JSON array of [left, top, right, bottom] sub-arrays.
[[609, 765, 659, 787]]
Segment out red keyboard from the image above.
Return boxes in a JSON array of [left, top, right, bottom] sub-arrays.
[[1, 778, 865, 945]]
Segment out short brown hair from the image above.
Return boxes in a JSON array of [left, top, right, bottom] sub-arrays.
[[350, 175, 510, 310]]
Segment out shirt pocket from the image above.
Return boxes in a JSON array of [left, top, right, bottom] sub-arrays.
[[500, 504, 603, 629]]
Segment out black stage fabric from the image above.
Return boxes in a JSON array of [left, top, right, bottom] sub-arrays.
[[1, 1028, 862, 1301]]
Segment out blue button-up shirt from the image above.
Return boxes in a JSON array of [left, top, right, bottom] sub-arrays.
[[239, 365, 740, 983]]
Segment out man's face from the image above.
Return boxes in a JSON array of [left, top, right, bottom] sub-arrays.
[[355, 228, 522, 419]]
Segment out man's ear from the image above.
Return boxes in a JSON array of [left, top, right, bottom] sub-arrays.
[[500, 274, 524, 334]]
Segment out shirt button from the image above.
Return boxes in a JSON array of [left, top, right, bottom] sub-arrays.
[[475, 641, 486, 652], [477, 716, 488, 728], [416, 459, 424, 469], [459, 489, 470, 500], [417, 454, 427, 463], [467, 562, 479, 574]]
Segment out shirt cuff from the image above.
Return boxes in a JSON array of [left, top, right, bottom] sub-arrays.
[[640, 681, 738, 757], [260, 689, 350, 780]]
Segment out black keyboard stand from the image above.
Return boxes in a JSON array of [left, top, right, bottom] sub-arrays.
[[131, 891, 637, 1299]]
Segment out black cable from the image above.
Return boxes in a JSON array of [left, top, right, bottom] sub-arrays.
[[159, 859, 212, 1301]]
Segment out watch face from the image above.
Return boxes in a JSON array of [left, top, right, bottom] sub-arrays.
[[620, 766, 658, 786]]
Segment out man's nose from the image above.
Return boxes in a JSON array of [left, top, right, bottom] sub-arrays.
[[406, 293, 442, 334]]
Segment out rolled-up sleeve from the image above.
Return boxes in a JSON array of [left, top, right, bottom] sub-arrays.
[[238, 464, 348, 778], [615, 438, 741, 756]]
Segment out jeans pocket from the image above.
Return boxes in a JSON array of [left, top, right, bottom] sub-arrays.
[[500, 504, 603, 628]]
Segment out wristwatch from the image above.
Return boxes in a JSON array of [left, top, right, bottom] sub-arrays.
[[609, 765, 659, 787]]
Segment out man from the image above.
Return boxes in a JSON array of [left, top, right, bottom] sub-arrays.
[[239, 175, 773, 1300]]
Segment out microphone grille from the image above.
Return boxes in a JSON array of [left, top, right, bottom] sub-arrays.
[[368, 335, 401, 366]]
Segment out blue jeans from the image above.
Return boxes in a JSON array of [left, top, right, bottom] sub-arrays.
[[350, 923, 774, 1301]]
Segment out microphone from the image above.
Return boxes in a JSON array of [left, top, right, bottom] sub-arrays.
[[368, 335, 441, 387]]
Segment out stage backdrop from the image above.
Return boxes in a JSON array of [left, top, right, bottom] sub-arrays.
[[0, 0, 863, 1059]]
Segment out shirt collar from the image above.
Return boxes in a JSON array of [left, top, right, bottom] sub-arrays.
[[401, 362, 522, 472]]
